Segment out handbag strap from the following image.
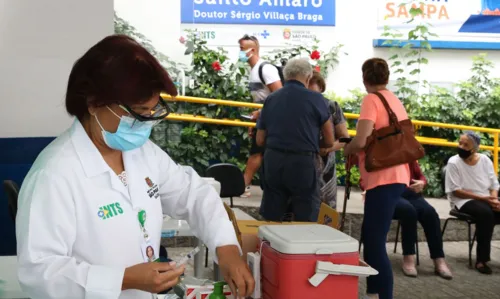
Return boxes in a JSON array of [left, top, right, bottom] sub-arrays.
[[373, 91, 400, 126]]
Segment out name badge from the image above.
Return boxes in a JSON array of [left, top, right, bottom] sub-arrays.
[[141, 240, 159, 263]]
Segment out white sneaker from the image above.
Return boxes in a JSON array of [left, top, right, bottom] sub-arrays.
[[240, 186, 251, 198]]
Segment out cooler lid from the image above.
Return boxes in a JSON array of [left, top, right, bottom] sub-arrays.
[[258, 224, 358, 254]]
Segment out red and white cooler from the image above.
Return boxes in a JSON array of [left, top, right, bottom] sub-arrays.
[[258, 224, 378, 299]]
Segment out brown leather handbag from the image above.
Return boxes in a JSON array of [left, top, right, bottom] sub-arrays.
[[364, 91, 425, 172]]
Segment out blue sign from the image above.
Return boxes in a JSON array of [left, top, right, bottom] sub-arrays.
[[181, 0, 336, 26]]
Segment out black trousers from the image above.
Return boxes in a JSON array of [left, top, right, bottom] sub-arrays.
[[394, 189, 444, 259], [459, 200, 500, 263], [259, 149, 320, 222]]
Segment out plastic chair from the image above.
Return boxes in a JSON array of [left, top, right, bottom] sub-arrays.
[[441, 209, 477, 268], [3, 180, 19, 221], [205, 163, 245, 208]]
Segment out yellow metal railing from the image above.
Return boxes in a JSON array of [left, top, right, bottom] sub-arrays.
[[162, 94, 500, 173]]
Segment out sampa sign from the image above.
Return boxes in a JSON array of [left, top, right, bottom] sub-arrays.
[[180, 0, 336, 26], [375, 0, 500, 50]]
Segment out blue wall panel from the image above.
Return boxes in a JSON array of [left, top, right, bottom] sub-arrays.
[[0, 137, 55, 255]]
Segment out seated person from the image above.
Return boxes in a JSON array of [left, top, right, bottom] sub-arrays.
[[445, 131, 500, 274], [360, 161, 452, 279]]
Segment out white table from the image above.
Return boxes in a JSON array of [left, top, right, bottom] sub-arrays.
[[0, 256, 28, 299]]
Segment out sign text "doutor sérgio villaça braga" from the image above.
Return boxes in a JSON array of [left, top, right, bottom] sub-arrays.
[[181, 0, 336, 26]]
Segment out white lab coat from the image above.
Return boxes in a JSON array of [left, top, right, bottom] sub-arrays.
[[15, 120, 239, 299]]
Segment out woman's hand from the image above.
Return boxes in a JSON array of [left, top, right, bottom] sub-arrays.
[[216, 245, 255, 298], [486, 196, 500, 209], [122, 261, 185, 294], [409, 179, 425, 194]]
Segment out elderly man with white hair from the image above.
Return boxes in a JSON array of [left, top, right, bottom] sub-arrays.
[[255, 58, 334, 222], [445, 131, 500, 274]]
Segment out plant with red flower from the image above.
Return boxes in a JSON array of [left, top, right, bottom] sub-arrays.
[[211, 61, 222, 72], [314, 65, 321, 72], [310, 50, 321, 60], [179, 36, 186, 44]]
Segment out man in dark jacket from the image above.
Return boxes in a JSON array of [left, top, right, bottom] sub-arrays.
[[255, 58, 334, 222]]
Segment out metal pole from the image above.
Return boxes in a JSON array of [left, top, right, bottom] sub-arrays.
[[339, 155, 352, 232], [494, 133, 499, 174], [178, 69, 186, 96]]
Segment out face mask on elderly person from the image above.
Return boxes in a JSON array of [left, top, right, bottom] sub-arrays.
[[457, 147, 473, 159], [457, 131, 481, 160]]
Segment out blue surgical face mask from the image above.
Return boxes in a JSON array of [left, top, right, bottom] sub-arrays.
[[95, 107, 154, 151], [239, 49, 252, 62]]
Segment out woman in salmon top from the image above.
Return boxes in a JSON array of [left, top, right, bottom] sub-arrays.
[[344, 58, 411, 299]]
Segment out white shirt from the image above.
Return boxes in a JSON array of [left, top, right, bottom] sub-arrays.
[[445, 153, 500, 209], [15, 120, 240, 299], [249, 59, 281, 103]]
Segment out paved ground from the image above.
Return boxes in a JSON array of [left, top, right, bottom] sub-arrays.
[[169, 241, 500, 299], [228, 186, 452, 219]]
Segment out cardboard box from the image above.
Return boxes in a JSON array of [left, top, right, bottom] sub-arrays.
[[317, 202, 340, 229], [222, 202, 340, 259], [237, 203, 339, 236], [237, 220, 310, 235]]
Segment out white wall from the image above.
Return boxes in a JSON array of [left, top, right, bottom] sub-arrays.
[[115, 0, 500, 98], [0, 0, 114, 138]]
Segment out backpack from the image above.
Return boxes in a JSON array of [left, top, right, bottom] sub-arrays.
[[258, 61, 286, 87]]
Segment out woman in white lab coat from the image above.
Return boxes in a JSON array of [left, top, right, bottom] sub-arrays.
[[15, 35, 254, 299]]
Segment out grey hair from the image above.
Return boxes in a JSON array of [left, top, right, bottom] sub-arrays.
[[464, 131, 481, 150], [283, 58, 313, 81]]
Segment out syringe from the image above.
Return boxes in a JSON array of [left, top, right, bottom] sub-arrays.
[[177, 246, 201, 266]]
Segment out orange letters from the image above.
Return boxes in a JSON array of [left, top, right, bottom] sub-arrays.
[[385, 2, 449, 20]]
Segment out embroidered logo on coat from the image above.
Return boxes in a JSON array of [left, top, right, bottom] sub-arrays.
[[145, 177, 154, 188], [97, 202, 124, 220], [145, 177, 159, 199]]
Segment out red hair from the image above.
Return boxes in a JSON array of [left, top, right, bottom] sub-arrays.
[[65, 34, 177, 119]]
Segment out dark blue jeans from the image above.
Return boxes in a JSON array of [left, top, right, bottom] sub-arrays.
[[363, 183, 406, 299], [394, 189, 444, 259], [260, 149, 320, 222]]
